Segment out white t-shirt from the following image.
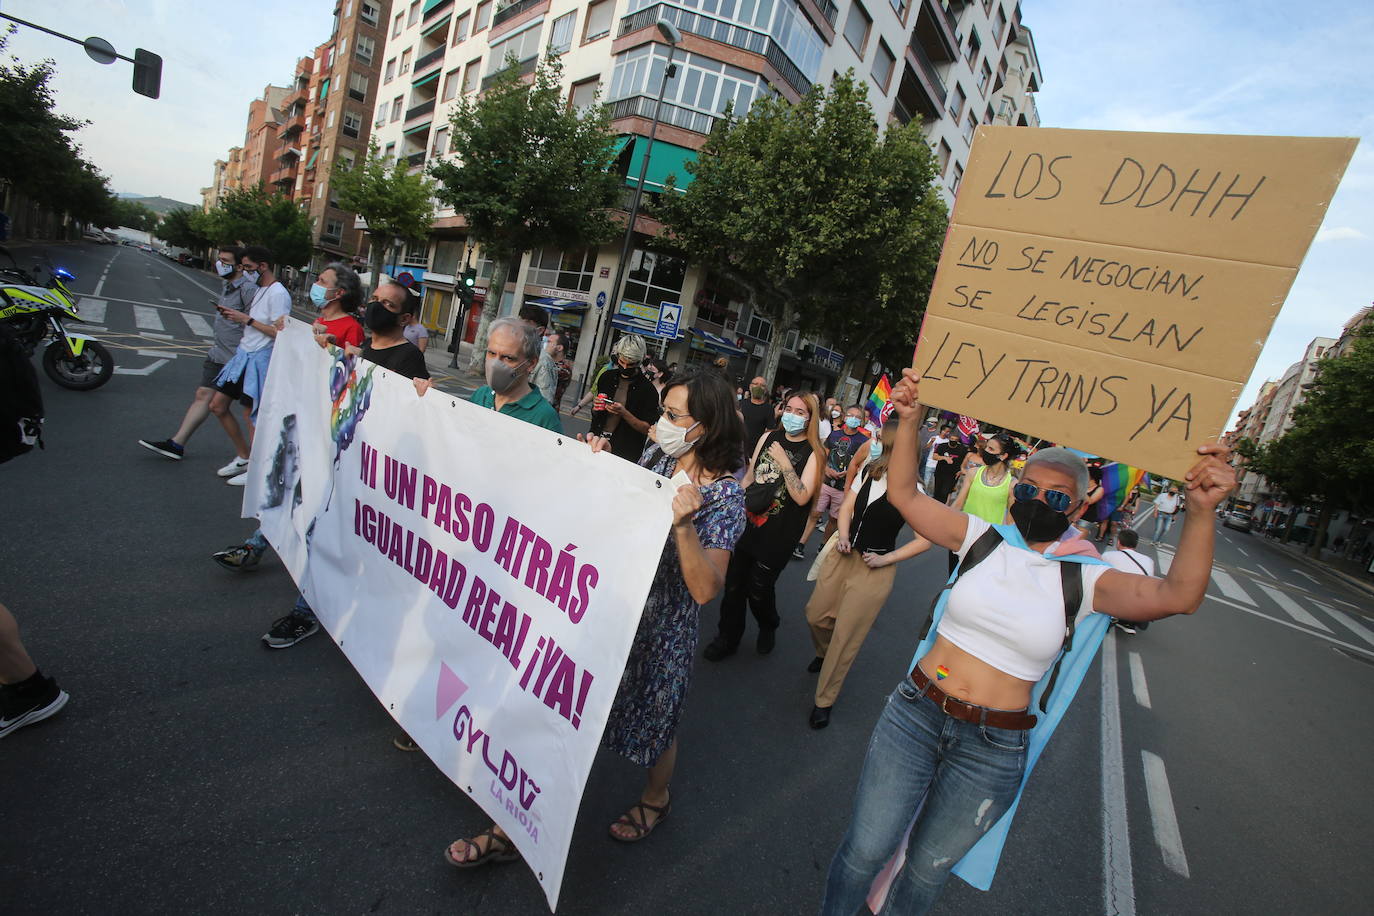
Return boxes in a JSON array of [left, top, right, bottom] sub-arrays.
[[819, 419, 833, 440], [1102, 547, 1155, 577], [926, 435, 948, 469], [935, 516, 1110, 681], [241, 281, 292, 352], [1153, 492, 1181, 516]]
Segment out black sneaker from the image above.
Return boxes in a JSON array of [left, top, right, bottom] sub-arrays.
[[756, 627, 777, 655], [791, 544, 806, 561], [0, 673, 69, 739], [138, 438, 184, 460], [262, 612, 320, 649], [703, 638, 737, 662], [807, 656, 824, 673], [212, 544, 263, 571]]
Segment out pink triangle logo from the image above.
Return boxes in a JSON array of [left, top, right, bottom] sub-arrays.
[[436, 661, 469, 720]]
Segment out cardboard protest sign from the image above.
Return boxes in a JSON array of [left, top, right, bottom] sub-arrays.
[[245, 323, 674, 910], [915, 127, 1355, 479]]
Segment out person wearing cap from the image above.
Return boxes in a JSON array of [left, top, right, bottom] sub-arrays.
[[585, 334, 660, 462], [820, 369, 1235, 915]]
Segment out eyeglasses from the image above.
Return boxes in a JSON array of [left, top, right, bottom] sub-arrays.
[[660, 406, 692, 423], [1012, 482, 1075, 513]]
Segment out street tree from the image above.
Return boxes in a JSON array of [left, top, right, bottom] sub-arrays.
[[656, 72, 948, 389], [107, 197, 159, 232], [429, 55, 622, 373], [157, 205, 216, 252], [202, 186, 313, 267], [331, 140, 436, 294], [1240, 325, 1374, 555]]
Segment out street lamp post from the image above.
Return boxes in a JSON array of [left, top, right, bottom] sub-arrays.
[[578, 19, 682, 399]]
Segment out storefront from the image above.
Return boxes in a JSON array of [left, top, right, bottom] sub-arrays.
[[685, 327, 748, 378], [523, 295, 590, 359], [609, 301, 684, 358]]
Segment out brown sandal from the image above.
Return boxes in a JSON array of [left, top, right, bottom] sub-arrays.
[[608, 796, 671, 843], [444, 826, 521, 868]]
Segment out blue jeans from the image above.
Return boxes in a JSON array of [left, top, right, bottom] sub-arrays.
[[243, 529, 314, 621], [1152, 512, 1175, 542], [246, 528, 268, 551], [821, 678, 1028, 916]]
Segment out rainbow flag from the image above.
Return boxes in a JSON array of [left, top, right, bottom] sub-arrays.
[[866, 374, 892, 425], [1088, 461, 1147, 522]]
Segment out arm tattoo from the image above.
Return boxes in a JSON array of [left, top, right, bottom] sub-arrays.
[[780, 461, 805, 500]]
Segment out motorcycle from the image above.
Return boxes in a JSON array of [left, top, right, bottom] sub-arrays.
[[0, 247, 114, 390]]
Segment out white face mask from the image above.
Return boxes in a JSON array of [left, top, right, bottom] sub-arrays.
[[656, 415, 699, 458], [215, 261, 234, 277]]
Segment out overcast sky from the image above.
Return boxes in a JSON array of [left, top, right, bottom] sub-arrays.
[[6, 0, 1369, 422]]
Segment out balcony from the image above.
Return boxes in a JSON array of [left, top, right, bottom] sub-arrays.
[[277, 111, 305, 140], [480, 55, 538, 91], [492, 0, 545, 29], [269, 165, 298, 186], [423, 0, 454, 23], [816, 0, 838, 25], [608, 94, 719, 136], [895, 44, 946, 122], [407, 152, 427, 167], [415, 45, 446, 77], [405, 98, 437, 123], [913, 0, 960, 64]]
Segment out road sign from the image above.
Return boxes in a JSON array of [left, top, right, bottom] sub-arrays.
[[656, 301, 682, 339], [596, 291, 607, 309]]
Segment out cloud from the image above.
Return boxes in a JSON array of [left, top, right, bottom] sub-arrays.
[[1315, 226, 1368, 243]]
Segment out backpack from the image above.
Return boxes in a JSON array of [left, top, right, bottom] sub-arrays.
[[0, 322, 44, 463], [918, 528, 1084, 713]]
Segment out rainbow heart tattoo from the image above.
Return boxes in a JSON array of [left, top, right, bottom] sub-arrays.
[[935, 665, 950, 681]]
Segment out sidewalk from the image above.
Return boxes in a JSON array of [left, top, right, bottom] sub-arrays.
[[1263, 537, 1374, 601]]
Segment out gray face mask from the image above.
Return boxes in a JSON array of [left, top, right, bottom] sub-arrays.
[[485, 357, 527, 394]]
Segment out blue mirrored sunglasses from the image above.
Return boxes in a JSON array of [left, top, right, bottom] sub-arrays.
[[1012, 482, 1074, 513]]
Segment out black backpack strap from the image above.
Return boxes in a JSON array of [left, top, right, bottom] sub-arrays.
[[918, 527, 1003, 641], [1039, 561, 1085, 713]]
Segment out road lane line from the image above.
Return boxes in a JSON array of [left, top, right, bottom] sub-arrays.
[[93, 274, 106, 297], [113, 359, 169, 376], [1100, 631, 1137, 916], [1204, 594, 1374, 656], [1255, 563, 1276, 579], [1335, 598, 1360, 609], [1127, 652, 1151, 709], [132, 305, 164, 331], [1236, 546, 1249, 557], [1291, 569, 1321, 585], [1257, 583, 1332, 632], [1314, 603, 1374, 648], [1209, 568, 1255, 605], [182, 314, 213, 337], [1142, 751, 1190, 878], [80, 299, 107, 323], [135, 349, 180, 359], [1155, 548, 1172, 574]]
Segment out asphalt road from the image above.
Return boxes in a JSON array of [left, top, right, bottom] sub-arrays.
[[3, 242, 1373, 914]]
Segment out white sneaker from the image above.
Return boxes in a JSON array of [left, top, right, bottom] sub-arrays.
[[226, 472, 248, 487], [217, 456, 250, 477]]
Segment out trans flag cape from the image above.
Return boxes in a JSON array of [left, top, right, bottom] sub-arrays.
[[868, 523, 1111, 905]]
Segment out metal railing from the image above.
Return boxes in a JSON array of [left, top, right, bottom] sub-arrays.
[[415, 46, 446, 74], [607, 94, 719, 136], [905, 38, 947, 106], [480, 55, 538, 91], [406, 151, 427, 167], [423, 0, 454, 23], [405, 98, 437, 122], [817, 0, 838, 25], [492, 0, 546, 29]]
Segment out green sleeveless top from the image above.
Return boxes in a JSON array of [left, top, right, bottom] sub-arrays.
[[964, 464, 1012, 524]]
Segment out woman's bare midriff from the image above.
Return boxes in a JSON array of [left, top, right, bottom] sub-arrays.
[[915, 636, 1036, 711]]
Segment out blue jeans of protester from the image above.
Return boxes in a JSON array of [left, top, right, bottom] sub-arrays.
[[820, 677, 1028, 916], [1152, 511, 1176, 542], [244, 529, 315, 621]]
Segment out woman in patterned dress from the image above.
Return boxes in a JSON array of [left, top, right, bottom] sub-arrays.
[[444, 368, 746, 866]]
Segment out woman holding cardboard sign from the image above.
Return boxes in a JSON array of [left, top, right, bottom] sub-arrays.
[[820, 368, 1235, 915]]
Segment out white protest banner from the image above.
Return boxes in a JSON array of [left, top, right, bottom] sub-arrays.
[[242, 322, 674, 910], [915, 127, 1355, 479]]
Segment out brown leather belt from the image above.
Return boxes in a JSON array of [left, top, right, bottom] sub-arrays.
[[910, 665, 1038, 731]]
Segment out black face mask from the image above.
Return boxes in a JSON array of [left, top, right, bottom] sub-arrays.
[[365, 301, 399, 333], [980, 449, 1002, 464], [619, 366, 637, 379], [1010, 498, 1073, 543]]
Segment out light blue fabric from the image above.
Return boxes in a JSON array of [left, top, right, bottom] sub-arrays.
[[909, 522, 1111, 891], [215, 346, 274, 419]]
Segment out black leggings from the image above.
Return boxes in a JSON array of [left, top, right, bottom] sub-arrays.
[[716, 530, 785, 646]]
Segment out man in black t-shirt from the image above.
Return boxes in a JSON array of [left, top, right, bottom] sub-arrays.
[[739, 375, 778, 452]]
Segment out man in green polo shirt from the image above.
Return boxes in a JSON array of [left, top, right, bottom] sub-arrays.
[[469, 317, 563, 433]]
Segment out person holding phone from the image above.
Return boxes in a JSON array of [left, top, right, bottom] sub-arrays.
[[586, 334, 660, 462]]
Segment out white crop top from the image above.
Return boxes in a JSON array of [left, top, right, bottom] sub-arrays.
[[935, 517, 1109, 681]]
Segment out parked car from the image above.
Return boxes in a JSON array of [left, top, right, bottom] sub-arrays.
[[1222, 509, 1253, 533], [81, 228, 111, 244]]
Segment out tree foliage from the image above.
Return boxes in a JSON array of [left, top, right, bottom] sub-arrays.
[[656, 72, 948, 388], [107, 197, 160, 232], [430, 55, 622, 371], [181, 186, 313, 267], [332, 140, 436, 293], [157, 205, 216, 251]]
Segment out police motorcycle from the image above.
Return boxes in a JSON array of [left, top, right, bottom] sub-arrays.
[[0, 247, 114, 390]]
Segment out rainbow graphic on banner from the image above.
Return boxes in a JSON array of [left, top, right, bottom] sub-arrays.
[[867, 374, 893, 426], [1088, 461, 1148, 522]]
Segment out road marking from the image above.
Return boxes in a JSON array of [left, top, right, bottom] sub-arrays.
[[132, 305, 164, 331], [1155, 547, 1172, 574], [1257, 583, 1332, 632], [1255, 563, 1276, 579], [1207, 593, 1374, 656], [1100, 631, 1136, 916], [1210, 568, 1255, 605], [1141, 751, 1190, 878], [162, 297, 184, 303], [113, 359, 169, 376], [182, 313, 213, 337], [141, 331, 173, 340], [1335, 598, 1360, 609], [81, 299, 107, 323], [94, 273, 107, 297], [1236, 546, 1249, 557], [135, 349, 179, 359], [1127, 651, 1152, 709], [1291, 568, 1322, 585], [1315, 603, 1374, 648]]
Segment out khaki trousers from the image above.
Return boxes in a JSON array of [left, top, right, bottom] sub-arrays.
[[805, 549, 897, 708]]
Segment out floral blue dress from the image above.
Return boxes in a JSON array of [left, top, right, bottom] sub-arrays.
[[602, 448, 746, 767]]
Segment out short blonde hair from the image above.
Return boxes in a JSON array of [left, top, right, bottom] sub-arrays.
[[612, 333, 647, 364]]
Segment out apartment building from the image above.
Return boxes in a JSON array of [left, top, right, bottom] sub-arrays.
[[241, 86, 292, 192], [371, 0, 1042, 392]]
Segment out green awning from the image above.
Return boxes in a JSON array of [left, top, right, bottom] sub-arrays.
[[306, 149, 319, 169], [623, 137, 697, 191], [403, 121, 432, 135], [423, 0, 449, 13], [412, 70, 441, 88], [421, 13, 451, 36]]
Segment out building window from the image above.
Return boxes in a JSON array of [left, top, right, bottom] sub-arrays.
[[570, 76, 599, 112], [453, 11, 470, 45], [360, 0, 380, 27], [475, 1, 492, 32], [530, 247, 597, 293], [392, 12, 403, 37], [936, 138, 951, 175], [695, 273, 741, 327], [391, 96, 404, 121], [375, 102, 388, 126], [338, 148, 356, 171], [609, 45, 768, 131], [948, 83, 966, 120], [432, 239, 464, 276], [982, 101, 994, 124], [585, 0, 613, 42], [343, 111, 362, 138], [408, 1, 421, 28], [870, 39, 895, 91], [966, 28, 981, 66], [443, 68, 461, 101], [349, 72, 369, 101], [782, 327, 800, 353], [384, 141, 396, 161], [550, 11, 576, 55], [843, 1, 871, 56], [323, 217, 344, 242], [994, 6, 1008, 44], [889, 0, 907, 20], [400, 47, 412, 73], [462, 58, 481, 94], [625, 250, 686, 307], [963, 109, 976, 144], [356, 35, 375, 65], [384, 58, 396, 83], [432, 126, 449, 157], [327, 109, 336, 128], [745, 311, 772, 342], [950, 161, 963, 195], [978, 59, 992, 95], [488, 24, 544, 74]]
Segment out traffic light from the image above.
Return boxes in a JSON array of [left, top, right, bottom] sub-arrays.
[[462, 266, 477, 289], [132, 48, 162, 99]]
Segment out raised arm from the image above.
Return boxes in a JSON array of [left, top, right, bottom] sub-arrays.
[[1095, 445, 1235, 621], [884, 370, 968, 551]]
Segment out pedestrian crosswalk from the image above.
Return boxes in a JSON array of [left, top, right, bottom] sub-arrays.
[[74, 298, 215, 341]]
